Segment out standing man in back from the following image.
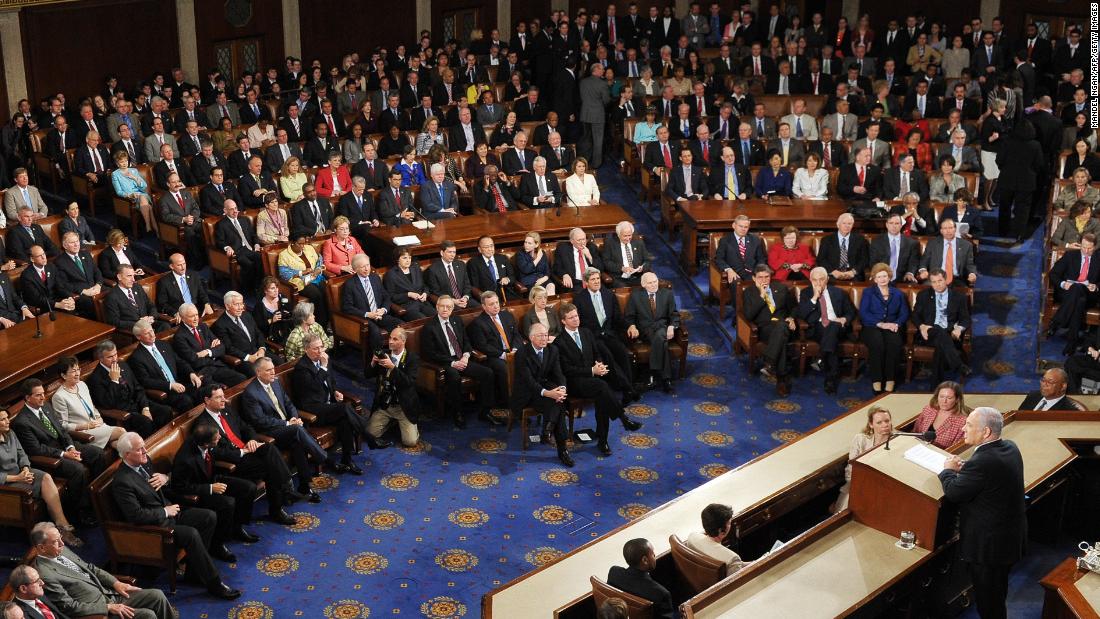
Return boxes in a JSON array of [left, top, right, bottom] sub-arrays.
[[578, 63, 611, 170]]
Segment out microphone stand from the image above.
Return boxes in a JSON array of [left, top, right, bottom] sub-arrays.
[[403, 191, 435, 229], [884, 429, 936, 451]]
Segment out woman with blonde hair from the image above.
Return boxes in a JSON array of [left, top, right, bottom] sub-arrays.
[[110, 150, 155, 233], [521, 285, 562, 343], [860, 263, 908, 394], [279, 156, 308, 202], [321, 215, 363, 276], [833, 405, 894, 511], [415, 116, 445, 155]]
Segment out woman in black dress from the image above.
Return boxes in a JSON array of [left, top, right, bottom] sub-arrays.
[[383, 247, 436, 320]]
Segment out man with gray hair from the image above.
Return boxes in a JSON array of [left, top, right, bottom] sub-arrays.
[[86, 339, 172, 436], [602, 221, 651, 288], [171, 302, 248, 387], [939, 407, 1025, 619], [578, 62, 611, 168], [418, 163, 459, 219], [128, 317, 203, 413], [8, 564, 66, 619], [212, 290, 281, 377]]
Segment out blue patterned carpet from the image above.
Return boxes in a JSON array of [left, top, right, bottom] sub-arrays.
[[0, 169, 1063, 618]]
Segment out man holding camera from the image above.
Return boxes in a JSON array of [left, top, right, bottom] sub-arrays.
[[364, 328, 421, 448]]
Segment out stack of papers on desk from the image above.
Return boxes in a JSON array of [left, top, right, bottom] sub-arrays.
[[393, 235, 421, 246], [904, 444, 947, 474]]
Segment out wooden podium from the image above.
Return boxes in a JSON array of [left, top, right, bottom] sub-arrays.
[[848, 436, 955, 551]]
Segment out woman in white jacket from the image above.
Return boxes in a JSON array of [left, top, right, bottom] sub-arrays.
[[792, 152, 829, 198], [563, 157, 601, 206]]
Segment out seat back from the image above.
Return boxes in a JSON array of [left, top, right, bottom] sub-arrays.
[[669, 534, 727, 594], [590, 576, 654, 619]]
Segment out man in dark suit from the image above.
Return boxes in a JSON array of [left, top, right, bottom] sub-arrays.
[[278, 102, 310, 142], [553, 228, 604, 292], [153, 145, 195, 190], [211, 291, 280, 374], [111, 123, 144, 166], [1045, 233, 1100, 355], [378, 93, 409, 134], [707, 147, 753, 203], [6, 207, 58, 260], [19, 245, 74, 318], [466, 291, 520, 411], [664, 149, 708, 202], [809, 130, 848, 170], [514, 87, 548, 122], [1022, 368, 1080, 409], [409, 96, 442, 131], [474, 165, 521, 213], [157, 253, 213, 319], [869, 214, 921, 284], [8, 564, 69, 619], [576, 268, 636, 382], [742, 265, 797, 395], [419, 166, 460, 220], [888, 193, 937, 237], [291, 333, 374, 466], [170, 423, 260, 551], [336, 179, 377, 246], [225, 137, 259, 181], [178, 122, 207, 159], [351, 143, 389, 190], [971, 32, 1005, 76], [52, 232, 103, 319], [642, 127, 681, 174], [44, 116, 78, 178], [199, 168, 241, 215], [882, 154, 930, 201], [607, 538, 674, 619], [13, 379, 104, 517], [732, 123, 766, 167], [818, 213, 870, 282], [501, 132, 538, 176], [290, 183, 335, 241], [713, 215, 767, 289], [110, 432, 241, 599], [129, 317, 203, 413], [213, 201, 263, 292], [625, 272, 680, 392], [158, 173, 206, 267], [191, 142, 229, 188], [447, 107, 487, 153], [364, 328, 420, 448], [419, 295, 496, 428], [912, 269, 973, 383], [103, 266, 169, 334], [0, 271, 33, 327], [837, 146, 882, 201], [238, 91, 270, 125], [602, 221, 651, 288], [797, 268, 857, 393], [194, 383, 298, 525], [540, 132, 574, 173], [512, 322, 573, 465], [376, 169, 416, 225], [519, 157, 562, 208], [918, 219, 978, 286], [171, 303, 248, 387], [263, 128, 303, 174], [72, 131, 114, 195], [425, 242, 480, 308], [939, 408, 1026, 619], [342, 254, 403, 353], [468, 236, 520, 301], [86, 339, 171, 437], [303, 123, 341, 168]]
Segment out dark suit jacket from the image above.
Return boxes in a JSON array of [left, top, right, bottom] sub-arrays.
[[86, 361, 151, 415], [351, 159, 389, 190], [376, 186, 415, 226], [335, 192, 376, 236], [642, 140, 682, 172], [153, 160, 195, 190], [54, 252, 103, 296], [817, 233, 870, 280], [225, 150, 257, 180], [263, 143, 303, 174], [808, 140, 849, 168], [303, 136, 340, 167], [625, 287, 680, 334], [467, 311, 520, 359], [199, 181, 241, 216], [278, 117, 310, 142], [11, 404, 74, 458], [500, 148, 537, 176], [1019, 391, 1079, 411], [420, 315, 472, 366], [869, 234, 921, 281], [607, 566, 674, 619], [539, 144, 574, 172], [510, 343, 567, 413], [472, 180, 519, 213], [190, 153, 228, 187], [0, 273, 28, 323], [911, 286, 971, 331], [1049, 249, 1100, 294], [19, 264, 64, 312], [554, 326, 614, 381], [796, 285, 856, 327], [447, 123, 487, 152], [97, 247, 143, 281], [240, 378, 300, 434], [129, 341, 195, 392], [288, 198, 335, 241], [552, 241, 604, 285], [881, 167, 930, 201], [195, 409, 256, 464], [110, 463, 179, 527], [938, 439, 1026, 565], [467, 253, 518, 298], [6, 224, 58, 260], [363, 348, 420, 419], [887, 203, 937, 235], [72, 144, 114, 179], [575, 287, 627, 338], [513, 99, 548, 123], [731, 139, 766, 167], [518, 172, 562, 207], [742, 282, 795, 326], [103, 285, 157, 332], [714, 233, 766, 280], [171, 321, 232, 374], [341, 273, 392, 317], [664, 164, 708, 201], [178, 133, 206, 158], [707, 163, 754, 198], [919, 237, 977, 282], [155, 270, 210, 316], [210, 312, 266, 361], [837, 163, 882, 200], [425, 259, 473, 300], [602, 236, 651, 285], [214, 215, 259, 255]]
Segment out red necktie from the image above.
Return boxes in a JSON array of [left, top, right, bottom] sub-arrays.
[[662, 144, 672, 168], [857, 166, 865, 186], [492, 184, 507, 212], [812, 74, 818, 93], [175, 193, 184, 208], [447, 264, 460, 296], [1080, 255, 1091, 281], [221, 105, 229, 119], [702, 141, 709, 162], [697, 96, 704, 115], [216, 414, 245, 449], [39, 269, 46, 282], [193, 327, 203, 347], [823, 144, 831, 168], [738, 236, 746, 260], [904, 216, 913, 236], [204, 450, 213, 478], [35, 600, 55, 619], [577, 249, 587, 273], [327, 115, 336, 136]]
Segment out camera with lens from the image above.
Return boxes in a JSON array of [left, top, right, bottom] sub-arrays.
[[373, 347, 389, 359]]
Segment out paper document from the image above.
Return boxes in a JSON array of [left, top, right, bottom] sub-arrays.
[[393, 235, 421, 246], [411, 220, 433, 230], [904, 443, 947, 474]]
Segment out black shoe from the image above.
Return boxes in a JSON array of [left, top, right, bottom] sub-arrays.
[[478, 410, 503, 426], [327, 462, 351, 475], [661, 379, 674, 394], [342, 461, 364, 475], [597, 441, 612, 456], [270, 509, 297, 526], [210, 544, 237, 563], [453, 413, 467, 429], [621, 416, 642, 431], [234, 527, 260, 543], [298, 488, 322, 503], [207, 581, 241, 600], [367, 436, 393, 449], [558, 450, 575, 467], [284, 487, 306, 503]]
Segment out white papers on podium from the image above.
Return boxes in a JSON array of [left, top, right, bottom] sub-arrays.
[[393, 235, 421, 246], [903, 443, 947, 474], [411, 220, 433, 230]]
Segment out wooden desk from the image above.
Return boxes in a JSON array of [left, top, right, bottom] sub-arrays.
[[482, 393, 1044, 618], [1041, 557, 1100, 619], [0, 313, 115, 391], [364, 204, 629, 265], [677, 199, 882, 274]]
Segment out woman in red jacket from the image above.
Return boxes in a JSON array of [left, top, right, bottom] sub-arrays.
[[767, 226, 815, 281], [315, 152, 353, 198], [892, 128, 934, 173]]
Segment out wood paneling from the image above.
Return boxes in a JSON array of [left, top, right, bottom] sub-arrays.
[[20, 0, 178, 102], [193, 0, 283, 78], [432, 0, 496, 44], [511, 0, 551, 24], [298, 0, 417, 68]]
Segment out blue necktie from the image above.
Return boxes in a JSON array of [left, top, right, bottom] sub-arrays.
[[438, 185, 445, 209], [150, 346, 175, 382], [178, 275, 193, 305], [487, 257, 498, 281]]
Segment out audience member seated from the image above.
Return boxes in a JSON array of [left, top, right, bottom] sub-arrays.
[[199, 165, 240, 216], [869, 213, 920, 284], [50, 356, 125, 451], [321, 216, 362, 277], [714, 215, 767, 288], [741, 264, 796, 395], [103, 265, 169, 333], [883, 153, 930, 202], [913, 269, 973, 382], [708, 146, 752, 201], [798, 267, 856, 394], [837, 146, 883, 201], [129, 317, 203, 413], [553, 227, 604, 293], [86, 339, 170, 435], [475, 164, 520, 213], [238, 156, 279, 209], [21, 244, 77, 318], [58, 201, 95, 246], [1055, 167, 1100, 212], [468, 235, 521, 300], [938, 127, 981, 173], [54, 231, 103, 319], [832, 406, 893, 511], [153, 143, 195, 190], [626, 272, 681, 393], [464, 142, 500, 180], [7, 564, 70, 619], [940, 189, 984, 239], [913, 381, 971, 448], [255, 192, 289, 244], [289, 183, 334, 242], [564, 157, 601, 206], [107, 434, 241, 600], [157, 252, 213, 318], [343, 253, 403, 353], [602, 221, 650, 288], [522, 284, 562, 339], [1020, 368, 1077, 409], [792, 152, 828, 199], [4, 168, 49, 221], [419, 163, 459, 219], [283, 301, 333, 362], [7, 207, 58, 260], [510, 322, 573, 465], [158, 173, 206, 267], [316, 153, 352, 200], [426, 144, 469, 193], [421, 295, 498, 428], [754, 150, 794, 198], [685, 503, 748, 572], [930, 156, 966, 203], [818, 213, 870, 282], [768, 226, 815, 281], [278, 234, 330, 325], [383, 247, 435, 320], [365, 327, 421, 449], [888, 191, 937, 236], [98, 229, 145, 280], [860, 263, 909, 394], [466, 291, 520, 416], [278, 156, 308, 203], [606, 538, 674, 619], [1062, 138, 1100, 180], [172, 302, 248, 387]]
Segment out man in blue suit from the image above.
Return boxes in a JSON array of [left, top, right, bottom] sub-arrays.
[[417, 163, 459, 219]]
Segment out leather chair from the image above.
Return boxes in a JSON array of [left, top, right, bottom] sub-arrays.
[[589, 575, 654, 619], [669, 533, 728, 594], [111, 163, 155, 238]]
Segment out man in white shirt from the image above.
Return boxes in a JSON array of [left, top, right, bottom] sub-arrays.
[[684, 503, 748, 573]]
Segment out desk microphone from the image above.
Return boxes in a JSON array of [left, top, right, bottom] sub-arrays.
[[560, 184, 582, 217], [404, 193, 435, 229], [884, 428, 936, 451]]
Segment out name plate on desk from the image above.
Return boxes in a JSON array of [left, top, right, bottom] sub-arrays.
[[393, 235, 421, 246]]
